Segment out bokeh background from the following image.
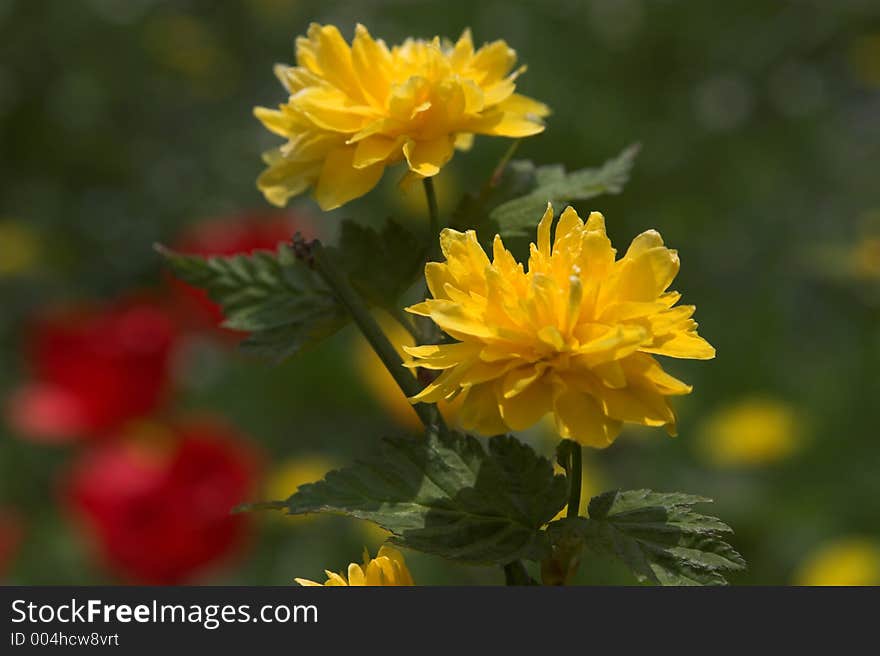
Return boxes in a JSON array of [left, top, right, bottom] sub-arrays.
[[1, 0, 879, 586]]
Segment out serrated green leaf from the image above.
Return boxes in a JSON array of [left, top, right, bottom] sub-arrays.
[[491, 144, 641, 238], [541, 143, 640, 198], [587, 489, 713, 519], [280, 431, 567, 565], [534, 163, 566, 187], [330, 218, 427, 308], [158, 243, 347, 361], [159, 216, 425, 362], [549, 488, 746, 586], [452, 144, 640, 242]]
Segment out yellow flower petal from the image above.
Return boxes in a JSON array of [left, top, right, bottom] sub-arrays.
[[402, 137, 456, 178], [605, 245, 680, 304], [459, 382, 509, 435], [351, 24, 392, 105], [402, 342, 482, 370], [554, 205, 584, 251], [253, 106, 294, 137], [256, 152, 320, 207], [294, 88, 372, 133], [475, 109, 547, 138], [347, 563, 366, 586], [324, 571, 349, 586], [352, 135, 402, 168], [314, 147, 384, 210], [450, 28, 475, 69], [497, 93, 551, 119], [553, 386, 622, 448], [306, 23, 363, 102], [536, 202, 554, 259], [498, 374, 553, 430], [642, 330, 716, 360], [471, 40, 517, 84]]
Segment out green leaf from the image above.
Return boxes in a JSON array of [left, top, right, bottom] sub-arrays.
[[158, 243, 347, 361], [331, 218, 427, 308], [280, 431, 567, 565], [452, 144, 640, 242], [492, 144, 641, 238], [159, 217, 425, 362], [548, 489, 746, 585]]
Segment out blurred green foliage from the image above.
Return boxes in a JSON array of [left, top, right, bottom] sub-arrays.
[[1, 0, 879, 585]]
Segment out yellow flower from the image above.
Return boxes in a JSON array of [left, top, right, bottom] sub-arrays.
[[795, 538, 880, 586], [405, 204, 715, 447], [697, 398, 802, 467], [254, 23, 549, 210], [295, 545, 415, 586]]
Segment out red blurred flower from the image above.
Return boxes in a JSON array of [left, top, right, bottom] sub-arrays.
[[169, 211, 318, 330], [64, 420, 259, 584], [7, 301, 178, 443], [0, 508, 24, 580]]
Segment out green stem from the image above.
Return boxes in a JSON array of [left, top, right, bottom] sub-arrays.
[[389, 305, 420, 342], [488, 139, 521, 189], [566, 442, 583, 519], [310, 241, 446, 432], [503, 560, 535, 586], [423, 177, 441, 261]]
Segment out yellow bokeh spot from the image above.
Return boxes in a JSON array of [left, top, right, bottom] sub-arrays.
[[142, 13, 239, 95], [390, 170, 460, 220], [246, 0, 299, 23], [848, 33, 880, 89], [697, 398, 801, 467], [355, 519, 392, 547], [264, 456, 335, 523], [0, 220, 41, 277], [852, 237, 880, 280], [795, 538, 880, 586]]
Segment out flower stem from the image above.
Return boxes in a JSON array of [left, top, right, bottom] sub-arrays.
[[488, 139, 521, 189], [389, 305, 420, 342], [503, 560, 535, 586], [423, 177, 441, 261], [308, 239, 446, 432], [566, 442, 582, 519]]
